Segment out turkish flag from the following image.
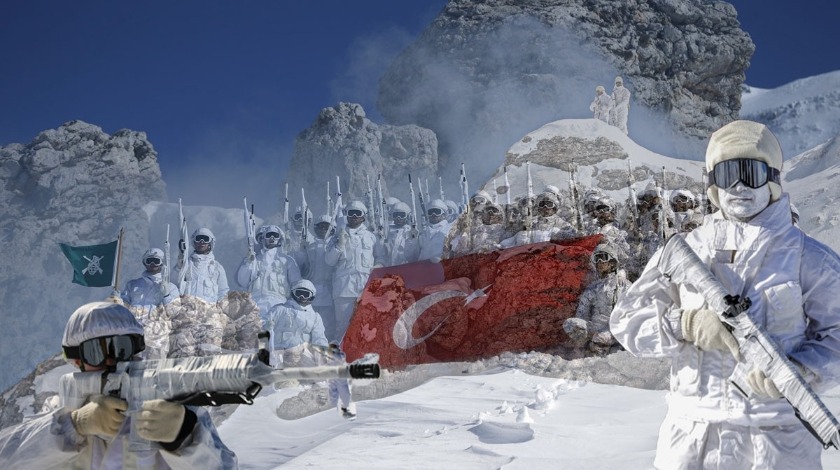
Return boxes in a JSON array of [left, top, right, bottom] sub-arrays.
[[342, 235, 602, 369]]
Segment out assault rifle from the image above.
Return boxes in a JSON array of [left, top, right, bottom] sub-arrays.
[[376, 174, 388, 243], [366, 176, 378, 232], [176, 198, 189, 292], [658, 234, 840, 449], [283, 182, 290, 235], [60, 335, 380, 450], [162, 224, 171, 296], [569, 165, 582, 231], [626, 159, 640, 231], [408, 174, 422, 234], [243, 196, 256, 259], [325, 176, 344, 251], [460, 163, 469, 215]]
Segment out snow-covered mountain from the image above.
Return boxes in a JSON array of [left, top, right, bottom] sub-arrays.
[[741, 71, 840, 160], [4, 98, 840, 467]]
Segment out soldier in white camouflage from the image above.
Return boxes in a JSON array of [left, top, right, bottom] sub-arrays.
[[301, 215, 338, 341], [565, 243, 629, 355]]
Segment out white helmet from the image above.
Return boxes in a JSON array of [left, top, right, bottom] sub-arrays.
[[444, 200, 460, 216], [294, 206, 313, 224], [385, 197, 401, 208], [62, 302, 145, 367], [142, 248, 165, 264], [543, 185, 561, 196], [669, 189, 695, 204], [291, 279, 316, 304], [256, 224, 284, 248], [191, 227, 215, 250], [471, 190, 492, 206], [345, 200, 368, 215], [615, 76, 623, 85], [391, 202, 411, 216], [428, 199, 448, 212]]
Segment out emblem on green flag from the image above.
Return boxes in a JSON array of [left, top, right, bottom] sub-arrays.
[[60, 240, 118, 287]]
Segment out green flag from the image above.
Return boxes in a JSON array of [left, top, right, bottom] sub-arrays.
[[60, 240, 118, 287]]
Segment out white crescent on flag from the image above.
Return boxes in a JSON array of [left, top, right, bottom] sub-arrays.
[[392, 285, 491, 350]]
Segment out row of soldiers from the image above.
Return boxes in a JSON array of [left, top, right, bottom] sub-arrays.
[[120, 197, 458, 347], [119, 175, 714, 363]]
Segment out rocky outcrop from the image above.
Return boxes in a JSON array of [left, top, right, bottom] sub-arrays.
[[0, 120, 167, 392], [287, 103, 439, 215], [378, 0, 753, 184]]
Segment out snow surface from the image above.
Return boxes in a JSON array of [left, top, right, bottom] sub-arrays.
[[216, 367, 840, 469]]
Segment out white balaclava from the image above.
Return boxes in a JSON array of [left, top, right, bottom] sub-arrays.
[[705, 120, 783, 209]]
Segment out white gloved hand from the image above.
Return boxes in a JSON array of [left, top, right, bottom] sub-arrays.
[[747, 368, 783, 399], [681, 308, 741, 360], [136, 399, 186, 443], [71, 394, 128, 438], [591, 331, 615, 346], [337, 230, 348, 248]]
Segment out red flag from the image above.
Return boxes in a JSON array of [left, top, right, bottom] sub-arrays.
[[342, 235, 602, 368]]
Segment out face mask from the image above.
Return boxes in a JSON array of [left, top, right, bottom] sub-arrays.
[[718, 182, 771, 221]]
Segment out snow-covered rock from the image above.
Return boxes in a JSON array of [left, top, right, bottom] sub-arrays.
[[378, 0, 753, 186]]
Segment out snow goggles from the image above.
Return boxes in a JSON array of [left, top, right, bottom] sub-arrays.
[[427, 208, 445, 216], [709, 159, 780, 190], [194, 234, 211, 243], [346, 209, 365, 218], [64, 334, 145, 367], [292, 288, 314, 300], [293, 213, 305, 221], [593, 252, 614, 263], [672, 194, 692, 203], [594, 204, 612, 213], [538, 199, 556, 209], [392, 211, 408, 220], [471, 196, 488, 205], [483, 206, 501, 215], [264, 232, 281, 240], [143, 257, 162, 267]]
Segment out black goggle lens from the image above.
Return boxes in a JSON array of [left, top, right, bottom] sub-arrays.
[[392, 211, 408, 219], [594, 253, 614, 263], [538, 200, 555, 208], [347, 210, 364, 218], [293, 289, 314, 300], [427, 208, 444, 216], [194, 235, 211, 244], [80, 335, 144, 367], [264, 232, 281, 240], [143, 257, 162, 267], [710, 159, 779, 190]]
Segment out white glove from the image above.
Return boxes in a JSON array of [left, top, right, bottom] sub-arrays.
[[747, 369, 783, 399], [136, 399, 186, 443], [591, 331, 615, 346], [71, 394, 128, 438], [681, 308, 741, 360], [337, 230, 348, 248]]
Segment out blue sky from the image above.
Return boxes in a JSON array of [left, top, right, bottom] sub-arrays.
[[1, 1, 838, 207]]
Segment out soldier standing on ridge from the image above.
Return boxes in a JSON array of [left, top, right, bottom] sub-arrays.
[[610, 76, 631, 134]]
